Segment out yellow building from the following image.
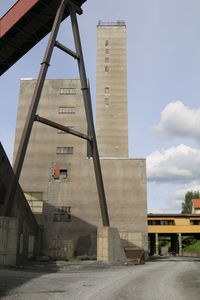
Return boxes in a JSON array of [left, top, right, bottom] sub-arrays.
[[148, 214, 200, 255]]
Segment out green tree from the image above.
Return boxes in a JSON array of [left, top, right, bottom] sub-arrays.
[[181, 190, 200, 214]]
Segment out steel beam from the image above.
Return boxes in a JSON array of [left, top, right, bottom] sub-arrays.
[[69, 4, 110, 226], [55, 41, 79, 59], [35, 115, 92, 141], [3, 0, 68, 216]]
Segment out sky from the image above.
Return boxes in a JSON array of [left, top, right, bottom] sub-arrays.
[[1, 0, 200, 213]]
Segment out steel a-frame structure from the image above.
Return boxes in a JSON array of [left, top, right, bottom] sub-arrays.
[[4, 0, 110, 227]]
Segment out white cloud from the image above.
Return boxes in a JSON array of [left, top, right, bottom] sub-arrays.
[[154, 101, 200, 143], [147, 144, 200, 184]]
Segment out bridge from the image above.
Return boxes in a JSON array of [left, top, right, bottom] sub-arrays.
[[148, 213, 200, 256]]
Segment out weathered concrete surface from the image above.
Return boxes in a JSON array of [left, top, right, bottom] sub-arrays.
[[0, 143, 40, 265], [96, 22, 128, 158], [97, 227, 127, 264], [0, 217, 18, 265], [14, 78, 147, 259], [0, 257, 200, 299], [183, 251, 200, 257]]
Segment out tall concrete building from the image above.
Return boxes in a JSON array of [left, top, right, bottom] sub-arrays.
[[13, 22, 147, 259], [96, 21, 128, 157]]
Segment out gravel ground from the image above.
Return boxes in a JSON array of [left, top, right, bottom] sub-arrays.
[[0, 257, 200, 300]]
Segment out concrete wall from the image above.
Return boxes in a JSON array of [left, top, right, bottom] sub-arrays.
[[182, 251, 200, 258], [0, 217, 18, 265], [0, 143, 40, 264]]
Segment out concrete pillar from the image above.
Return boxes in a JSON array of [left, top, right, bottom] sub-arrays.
[[178, 233, 182, 256], [149, 234, 156, 256], [155, 233, 159, 255], [97, 227, 127, 264]]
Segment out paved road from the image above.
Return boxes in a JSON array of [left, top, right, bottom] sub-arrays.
[[0, 257, 200, 299]]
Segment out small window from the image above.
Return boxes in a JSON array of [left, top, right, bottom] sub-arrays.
[[105, 87, 109, 93], [53, 206, 71, 222], [105, 65, 109, 72], [105, 98, 109, 105], [24, 192, 43, 214], [60, 88, 76, 95], [105, 49, 109, 54], [56, 147, 74, 154], [60, 169, 68, 179], [105, 57, 109, 63], [58, 107, 75, 114], [105, 40, 109, 46]]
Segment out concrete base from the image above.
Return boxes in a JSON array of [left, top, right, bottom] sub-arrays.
[[0, 217, 18, 265], [97, 227, 127, 264]]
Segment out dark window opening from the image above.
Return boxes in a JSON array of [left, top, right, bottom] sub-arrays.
[[60, 169, 68, 179], [53, 206, 71, 222], [0, 179, 7, 203], [105, 65, 109, 72], [105, 40, 109, 46], [148, 220, 174, 225], [190, 220, 200, 225]]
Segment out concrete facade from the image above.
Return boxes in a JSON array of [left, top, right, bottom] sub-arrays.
[[13, 22, 147, 259], [96, 21, 128, 157]]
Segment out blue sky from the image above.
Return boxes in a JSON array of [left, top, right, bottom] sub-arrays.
[[1, 0, 200, 213]]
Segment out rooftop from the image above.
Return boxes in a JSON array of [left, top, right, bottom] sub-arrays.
[[97, 20, 125, 26], [192, 199, 200, 209]]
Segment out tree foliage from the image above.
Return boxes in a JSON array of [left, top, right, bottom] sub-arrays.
[[181, 190, 200, 214]]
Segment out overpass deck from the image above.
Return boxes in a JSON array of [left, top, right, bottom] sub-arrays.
[[148, 213, 200, 234]]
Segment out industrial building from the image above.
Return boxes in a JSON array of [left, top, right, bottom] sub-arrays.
[[13, 21, 147, 259]]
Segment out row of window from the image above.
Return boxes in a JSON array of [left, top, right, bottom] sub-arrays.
[[56, 147, 74, 154], [105, 40, 109, 73], [53, 206, 71, 222], [60, 88, 76, 95], [58, 106, 75, 114], [148, 220, 200, 225], [148, 220, 174, 226]]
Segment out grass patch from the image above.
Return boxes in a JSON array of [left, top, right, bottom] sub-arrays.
[[68, 257, 81, 262], [184, 240, 200, 252]]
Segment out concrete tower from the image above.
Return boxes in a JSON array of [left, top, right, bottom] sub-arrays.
[[96, 21, 128, 157]]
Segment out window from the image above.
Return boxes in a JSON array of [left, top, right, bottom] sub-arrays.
[[24, 192, 43, 213], [58, 107, 75, 114], [105, 40, 109, 46], [105, 49, 109, 54], [105, 87, 109, 93], [60, 169, 68, 179], [52, 164, 69, 181], [105, 65, 109, 72], [105, 57, 109, 63], [60, 88, 76, 95], [53, 206, 71, 222], [105, 98, 109, 105], [56, 147, 74, 154], [148, 220, 174, 225], [190, 220, 200, 225]]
